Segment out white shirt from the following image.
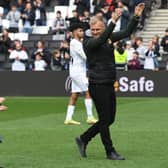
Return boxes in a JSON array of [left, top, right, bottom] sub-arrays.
[[136, 45, 146, 58], [34, 60, 47, 71], [126, 48, 135, 62], [144, 50, 155, 70], [69, 38, 87, 76], [107, 18, 121, 32], [6, 10, 21, 28], [9, 50, 28, 71], [35, 9, 40, 20], [136, 45, 146, 65]]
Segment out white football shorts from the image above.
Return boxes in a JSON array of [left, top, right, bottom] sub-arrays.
[[70, 74, 88, 93]]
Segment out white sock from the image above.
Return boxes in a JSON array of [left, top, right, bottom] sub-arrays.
[[84, 99, 93, 118], [65, 105, 75, 121]]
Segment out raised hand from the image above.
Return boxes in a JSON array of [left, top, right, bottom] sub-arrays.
[[134, 3, 145, 17], [111, 8, 122, 23]]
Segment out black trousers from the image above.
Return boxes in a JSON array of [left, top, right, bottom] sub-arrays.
[[80, 83, 116, 155]]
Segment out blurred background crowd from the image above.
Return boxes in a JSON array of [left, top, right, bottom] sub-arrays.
[[0, 0, 168, 71]]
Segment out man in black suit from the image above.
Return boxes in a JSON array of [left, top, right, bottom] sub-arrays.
[[75, 3, 145, 160]]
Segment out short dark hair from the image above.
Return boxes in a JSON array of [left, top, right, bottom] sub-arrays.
[[69, 22, 84, 32], [35, 52, 43, 57], [56, 10, 61, 14], [135, 36, 143, 42], [133, 51, 139, 56]]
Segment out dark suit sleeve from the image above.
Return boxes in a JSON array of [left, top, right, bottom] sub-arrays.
[[110, 16, 140, 43], [84, 21, 116, 49]]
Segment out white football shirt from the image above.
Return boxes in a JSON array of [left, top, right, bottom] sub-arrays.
[[69, 38, 87, 76]]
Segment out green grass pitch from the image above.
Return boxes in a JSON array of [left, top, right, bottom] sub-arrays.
[[0, 97, 168, 168]]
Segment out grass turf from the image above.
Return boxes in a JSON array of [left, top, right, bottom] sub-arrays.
[[0, 97, 168, 168]]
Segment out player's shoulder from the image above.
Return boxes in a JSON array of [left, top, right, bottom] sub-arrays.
[[71, 38, 80, 44], [70, 38, 75, 45], [70, 39, 81, 48]]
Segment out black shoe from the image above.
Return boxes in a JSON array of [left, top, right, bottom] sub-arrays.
[[75, 137, 87, 158], [107, 150, 125, 160]]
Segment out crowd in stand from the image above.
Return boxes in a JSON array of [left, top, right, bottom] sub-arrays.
[[0, 0, 168, 71], [0, 0, 49, 34]]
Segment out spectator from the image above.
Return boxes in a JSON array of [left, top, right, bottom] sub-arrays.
[[116, 0, 130, 31], [137, 0, 151, 30], [16, 0, 25, 12], [9, 39, 29, 71], [0, 6, 4, 33], [92, 0, 106, 14], [74, 0, 90, 16], [114, 40, 128, 70], [125, 40, 135, 62], [51, 10, 67, 34], [59, 40, 70, 70], [128, 51, 141, 70], [0, 0, 10, 15], [62, 51, 70, 70], [100, 3, 111, 21], [95, 9, 108, 25], [105, 0, 115, 12], [66, 10, 80, 27], [6, 4, 21, 33], [50, 49, 62, 71], [126, 0, 134, 11], [80, 10, 90, 31], [160, 28, 168, 53], [107, 10, 114, 25], [23, 0, 34, 7], [31, 40, 51, 67], [34, 0, 46, 26], [144, 41, 156, 70], [21, 2, 35, 34], [152, 35, 160, 70], [135, 36, 146, 69], [0, 29, 12, 60], [33, 52, 47, 71], [144, 0, 153, 16]]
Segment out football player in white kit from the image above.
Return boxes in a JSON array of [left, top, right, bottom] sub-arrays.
[[64, 23, 97, 125]]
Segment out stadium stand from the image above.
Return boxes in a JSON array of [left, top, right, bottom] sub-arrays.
[[32, 26, 49, 34], [28, 34, 57, 42], [2, 19, 10, 29], [0, 0, 167, 71], [14, 32, 29, 41]]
